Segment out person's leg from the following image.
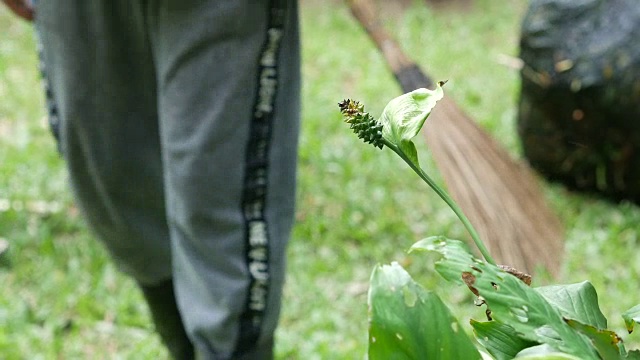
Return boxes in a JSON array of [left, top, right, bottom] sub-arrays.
[[140, 279, 194, 360], [35, 0, 170, 284], [147, 0, 300, 358], [34, 2, 193, 358]]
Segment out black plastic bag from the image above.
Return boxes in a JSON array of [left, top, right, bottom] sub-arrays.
[[518, 0, 640, 203]]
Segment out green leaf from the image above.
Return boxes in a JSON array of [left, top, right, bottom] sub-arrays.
[[409, 236, 476, 286], [379, 84, 444, 167], [622, 304, 640, 334], [516, 350, 583, 360], [515, 343, 584, 359], [419, 238, 600, 359], [564, 319, 623, 360], [368, 262, 482, 360], [471, 320, 538, 360], [625, 350, 640, 359], [535, 282, 608, 329], [516, 344, 566, 357], [468, 264, 599, 359]]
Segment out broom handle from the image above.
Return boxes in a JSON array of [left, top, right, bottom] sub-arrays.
[[346, 0, 435, 91]]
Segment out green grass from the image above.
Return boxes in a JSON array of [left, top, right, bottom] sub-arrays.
[[2, 0, 640, 358]]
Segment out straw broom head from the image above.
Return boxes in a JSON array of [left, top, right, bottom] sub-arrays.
[[426, 97, 564, 275]]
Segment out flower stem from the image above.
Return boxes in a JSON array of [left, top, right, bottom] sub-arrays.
[[383, 139, 497, 265]]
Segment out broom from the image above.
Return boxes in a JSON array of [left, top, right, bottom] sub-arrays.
[[347, 0, 564, 275]]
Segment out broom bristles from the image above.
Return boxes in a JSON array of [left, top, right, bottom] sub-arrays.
[[426, 97, 564, 275]]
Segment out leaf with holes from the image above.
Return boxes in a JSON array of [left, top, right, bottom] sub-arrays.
[[409, 236, 476, 286], [467, 263, 600, 359], [368, 262, 481, 360], [414, 236, 601, 359]]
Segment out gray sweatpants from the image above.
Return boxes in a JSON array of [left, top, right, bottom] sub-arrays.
[[34, 0, 300, 358]]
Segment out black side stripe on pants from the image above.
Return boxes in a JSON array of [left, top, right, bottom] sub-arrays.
[[236, 0, 287, 354]]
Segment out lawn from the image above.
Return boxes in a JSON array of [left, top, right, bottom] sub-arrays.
[[1, 0, 639, 358]]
